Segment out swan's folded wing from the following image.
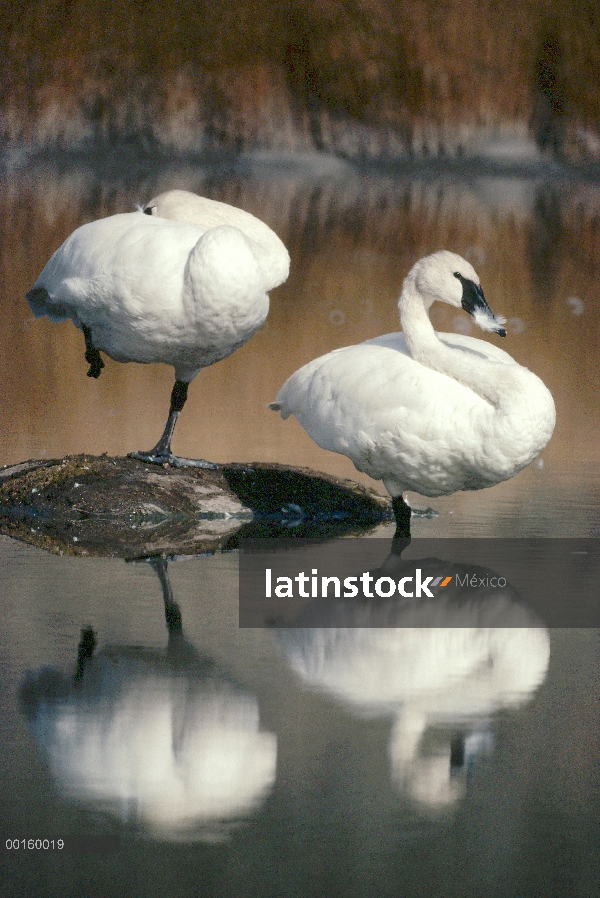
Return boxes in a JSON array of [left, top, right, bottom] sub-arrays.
[[437, 332, 516, 364], [145, 191, 290, 292], [270, 341, 483, 451]]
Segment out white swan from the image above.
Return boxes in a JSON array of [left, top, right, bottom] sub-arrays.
[[269, 251, 555, 532], [27, 190, 290, 466]]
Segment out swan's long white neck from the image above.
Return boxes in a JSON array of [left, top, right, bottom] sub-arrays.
[[396, 277, 555, 483], [399, 282, 506, 408]]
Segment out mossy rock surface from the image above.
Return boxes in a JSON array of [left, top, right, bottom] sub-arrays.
[[0, 455, 390, 558]]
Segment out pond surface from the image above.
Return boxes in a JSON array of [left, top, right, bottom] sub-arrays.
[[1, 159, 599, 896], [3, 157, 600, 535]]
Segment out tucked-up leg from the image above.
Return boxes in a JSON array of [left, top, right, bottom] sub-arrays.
[[128, 379, 217, 469], [82, 325, 105, 378]]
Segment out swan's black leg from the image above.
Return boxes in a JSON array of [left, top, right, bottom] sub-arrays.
[[82, 325, 104, 378], [392, 495, 412, 540], [128, 379, 217, 469], [151, 379, 189, 458]]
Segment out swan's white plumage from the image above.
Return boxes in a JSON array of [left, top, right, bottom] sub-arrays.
[[143, 189, 290, 293], [27, 190, 290, 462], [28, 195, 289, 383], [270, 250, 555, 498]]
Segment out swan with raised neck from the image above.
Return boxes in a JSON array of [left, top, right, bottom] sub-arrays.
[[270, 250, 555, 513]]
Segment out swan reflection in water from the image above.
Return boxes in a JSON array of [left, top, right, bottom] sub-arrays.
[[20, 558, 277, 842], [274, 545, 550, 811]]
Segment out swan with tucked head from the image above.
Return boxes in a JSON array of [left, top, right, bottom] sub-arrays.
[[270, 251, 555, 534], [27, 190, 289, 467]]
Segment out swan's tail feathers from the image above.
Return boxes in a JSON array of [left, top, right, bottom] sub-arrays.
[[26, 286, 73, 324], [26, 286, 51, 317], [268, 400, 292, 420]]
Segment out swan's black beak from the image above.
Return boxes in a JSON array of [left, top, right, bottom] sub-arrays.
[[455, 273, 507, 337]]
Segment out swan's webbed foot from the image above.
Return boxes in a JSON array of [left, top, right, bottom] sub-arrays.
[[128, 449, 218, 470], [127, 379, 218, 469], [392, 495, 412, 540], [82, 325, 104, 378]]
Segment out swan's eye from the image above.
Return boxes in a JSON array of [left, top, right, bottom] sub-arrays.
[[143, 206, 156, 216]]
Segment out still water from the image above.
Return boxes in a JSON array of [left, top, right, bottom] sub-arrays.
[[1, 159, 599, 896]]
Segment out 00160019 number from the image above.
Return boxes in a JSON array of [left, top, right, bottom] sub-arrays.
[[5, 839, 64, 849]]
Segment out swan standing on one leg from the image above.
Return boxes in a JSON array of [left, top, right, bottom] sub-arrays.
[[269, 251, 555, 535], [27, 191, 290, 467]]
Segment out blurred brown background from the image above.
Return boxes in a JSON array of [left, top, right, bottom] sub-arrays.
[[1, 0, 599, 162]]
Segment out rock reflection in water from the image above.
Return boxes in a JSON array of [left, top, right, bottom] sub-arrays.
[[20, 558, 277, 841], [274, 546, 549, 812]]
